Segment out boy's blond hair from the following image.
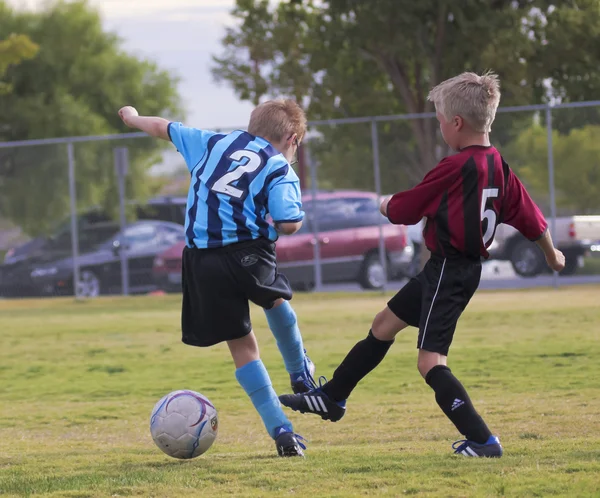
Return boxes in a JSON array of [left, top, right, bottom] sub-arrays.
[[248, 98, 307, 143], [428, 71, 501, 133]]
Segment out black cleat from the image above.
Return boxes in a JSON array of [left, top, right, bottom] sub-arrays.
[[452, 435, 503, 458], [275, 429, 306, 457], [279, 388, 346, 422]]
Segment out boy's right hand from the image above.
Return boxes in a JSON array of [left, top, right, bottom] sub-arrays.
[[118, 106, 139, 127], [546, 248, 566, 273]]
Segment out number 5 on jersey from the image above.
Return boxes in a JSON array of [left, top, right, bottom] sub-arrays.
[[481, 187, 499, 245], [212, 150, 264, 199]]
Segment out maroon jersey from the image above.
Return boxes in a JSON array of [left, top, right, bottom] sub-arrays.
[[386, 145, 548, 259]]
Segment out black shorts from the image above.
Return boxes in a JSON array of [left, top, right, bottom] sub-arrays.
[[181, 238, 293, 347], [387, 255, 482, 356]]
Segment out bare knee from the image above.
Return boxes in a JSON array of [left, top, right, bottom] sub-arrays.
[[371, 307, 408, 341], [417, 350, 447, 379]]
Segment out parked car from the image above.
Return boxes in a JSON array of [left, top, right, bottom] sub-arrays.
[[488, 215, 600, 277], [0, 220, 184, 298], [152, 190, 412, 291], [2, 196, 187, 266]]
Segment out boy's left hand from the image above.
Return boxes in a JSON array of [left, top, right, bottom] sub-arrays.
[[379, 196, 392, 217], [118, 106, 139, 127]]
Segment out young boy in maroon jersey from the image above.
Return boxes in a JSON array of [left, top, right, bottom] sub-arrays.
[[278, 71, 566, 457]]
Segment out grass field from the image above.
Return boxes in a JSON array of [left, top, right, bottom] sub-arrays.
[[1, 287, 600, 497]]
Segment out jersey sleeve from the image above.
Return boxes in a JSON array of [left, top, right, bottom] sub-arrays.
[[386, 158, 459, 225], [267, 165, 304, 223], [168, 122, 216, 172], [501, 163, 548, 241]]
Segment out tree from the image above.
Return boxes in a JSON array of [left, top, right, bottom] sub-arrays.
[[507, 124, 600, 214], [0, 0, 182, 235], [212, 0, 600, 189], [0, 33, 38, 94]]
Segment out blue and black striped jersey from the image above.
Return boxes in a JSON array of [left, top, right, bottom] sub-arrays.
[[168, 123, 304, 249]]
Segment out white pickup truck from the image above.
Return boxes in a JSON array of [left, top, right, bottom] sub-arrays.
[[488, 215, 600, 276]]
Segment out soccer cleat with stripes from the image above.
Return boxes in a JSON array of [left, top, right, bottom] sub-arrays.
[[274, 427, 306, 457], [452, 435, 503, 458], [290, 352, 317, 394], [279, 385, 346, 422]]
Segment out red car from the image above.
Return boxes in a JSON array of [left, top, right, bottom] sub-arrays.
[[153, 190, 412, 291]]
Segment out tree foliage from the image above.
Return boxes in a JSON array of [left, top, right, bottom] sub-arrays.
[[212, 0, 600, 191], [0, 33, 38, 94], [0, 0, 182, 235], [508, 124, 600, 214]]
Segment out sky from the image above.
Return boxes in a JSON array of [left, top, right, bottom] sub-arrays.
[[8, 0, 256, 129]]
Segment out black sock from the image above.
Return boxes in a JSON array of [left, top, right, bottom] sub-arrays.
[[425, 365, 492, 444], [321, 330, 394, 402]]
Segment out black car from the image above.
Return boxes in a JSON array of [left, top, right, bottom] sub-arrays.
[[2, 196, 187, 266], [1, 220, 184, 298]]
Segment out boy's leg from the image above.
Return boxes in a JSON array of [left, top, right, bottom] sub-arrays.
[[231, 239, 314, 393], [416, 258, 501, 456], [279, 276, 423, 420], [228, 332, 304, 457], [228, 332, 292, 435], [419, 350, 492, 445], [264, 298, 315, 392], [319, 306, 406, 403], [181, 243, 304, 456]]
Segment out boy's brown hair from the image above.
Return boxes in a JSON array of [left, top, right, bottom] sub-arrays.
[[248, 99, 307, 143], [428, 71, 501, 133]]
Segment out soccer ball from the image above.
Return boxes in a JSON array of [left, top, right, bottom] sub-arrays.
[[150, 390, 218, 459]]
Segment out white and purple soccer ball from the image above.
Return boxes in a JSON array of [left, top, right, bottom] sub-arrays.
[[150, 390, 218, 459]]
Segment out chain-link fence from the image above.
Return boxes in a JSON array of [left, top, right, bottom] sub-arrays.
[[1, 102, 599, 299]]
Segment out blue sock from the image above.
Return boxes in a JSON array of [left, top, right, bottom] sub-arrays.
[[264, 301, 304, 375], [235, 360, 292, 439]]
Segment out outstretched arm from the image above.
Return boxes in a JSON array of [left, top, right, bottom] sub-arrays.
[[118, 106, 170, 141], [535, 229, 566, 273], [502, 162, 564, 272]]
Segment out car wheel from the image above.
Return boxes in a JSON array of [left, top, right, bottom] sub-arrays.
[[76, 270, 101, 298], [510, 239, 544, 277], [359, 253, 387, 290]]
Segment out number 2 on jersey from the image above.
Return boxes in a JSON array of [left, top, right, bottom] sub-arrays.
[[481, 187, 499, 245], [211, 150, 264, 199]]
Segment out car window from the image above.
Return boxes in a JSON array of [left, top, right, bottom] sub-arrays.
[[79, 225, 121, 251], [121, 224, 160, 250], [310, 197, 383, 231], [157, 225, 185, 246]]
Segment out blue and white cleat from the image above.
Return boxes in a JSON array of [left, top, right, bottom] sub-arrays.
[[452, 435, 503, 458], [290, 351, 317, 394]]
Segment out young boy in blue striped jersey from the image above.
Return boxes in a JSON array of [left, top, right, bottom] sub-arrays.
[[119, 99, 316, 457]]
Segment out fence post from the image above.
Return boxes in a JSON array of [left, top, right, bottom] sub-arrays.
[[306, 143, 323, 291], [114, 147, 130, 296], [67, 142, 80, 298], [371, 120, 388, 292], [545, 104, 558, 289]]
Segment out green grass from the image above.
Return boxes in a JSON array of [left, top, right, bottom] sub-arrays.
[[1, 287, 600, 497]]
